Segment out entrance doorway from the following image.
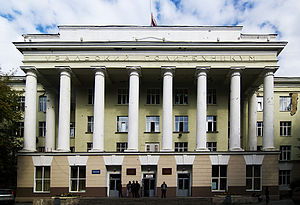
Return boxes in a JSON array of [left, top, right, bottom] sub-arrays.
[[177, 173, 190, 197], [142, 173, 156, 197], [109, 174, 121, 197]]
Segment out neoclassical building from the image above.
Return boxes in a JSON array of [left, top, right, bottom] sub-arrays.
[[14, 25, 289, 199]]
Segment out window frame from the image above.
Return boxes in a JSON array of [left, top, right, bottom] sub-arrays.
[[18, 96, 25, 111], [174, 116, 188, 132], [88, 88, 94, 105], [38, 121, 46, 137], [34, 166, 50, 193], [69, 166, 86, 192], [117, 116, 128, 133], [211, 165, 227, 192], [70, 122, 75, 138], [207, 116, 217, 132], [280, 121, 291, 136], [174, 142, 188, 152], [257, 96, 263, 112], [279, 170, 291, 186], [117, 88, 129, 105], [146, 88, 160, 105], [174, 88, 188, 105], [279, 96, 292, 112], [257, 121, 263, 137], [207, 89, 217, 105], [87, 116, 94, 133], [39, 96, 47, 112], [246, 165, 262, 191], [145, 116, 160, 133], [280, 146, 291, 161], [145, 142, 160, 152], [207, 142, 217, 151], [116, 142, 128, 152], [87, 142, 92, 152]]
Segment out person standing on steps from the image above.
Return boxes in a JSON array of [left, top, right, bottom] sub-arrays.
[[117, 181, 123, 198], [126, 181, 132, 197], [161, 181, 167, 198], [136, 180, 140, 198]]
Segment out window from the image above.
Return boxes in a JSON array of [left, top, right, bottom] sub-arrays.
[[280, 96, 292, 111], [39, 96, 47, 112], [16, 122, 24, 138], [87, 142, 92, 152], [70, 166, 86, 192], [117, 116, 128, 132], [39, 121, 46, 137], [212, 165, 227, 191], [257, 96, 263, 111], [207, 89, 216, 105], [35, 166, 50, 192], [70, 122, 75, 138], [87, 116, 94, 133], [70, 147, 75, 153], [175, 142, 188, 152], [280, 121, 291, 136], [257, 121, 263, 137], [257, 146, 262, 151], [175, 88, 188, 105], [146, 88, 160, 104], [279, 170, 291, 186], [88, 89, 94, 104], [146, 116, 160, 132], [207, 142, 217, 151], [38, 147, 45, 152], [280, 146, 291, 161], [207, 116, 217, 132], [145, 143, 159, 152], [117, 88, 129, 104], [246, 165, 261, 191], [175, 116, 188, 132], [116, 142, 128, 152], [18, 96, 25, 111]]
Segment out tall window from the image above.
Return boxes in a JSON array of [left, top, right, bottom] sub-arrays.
[[207, 116, 217, 132], [257, 121, 263, 137], [257, 96, 263, 111], [246, 165, 261, 191], [16, 122, 24, 138], [147, 88, 160, 104], [280, 146, 291, 161], [175, 142, 188, 152], [207, 142, 217, 151], [35, 166, 50, 192], [88, 89, 94, 104], [280, 121, 291, 136], [87, 116, 94, 133], [116, 142, 128, 152], [117, 116, 128, 132], [87, 142, 92, 152], [146, 116, 159, 132], [117, 88, 128, 104], [145, 143, 159, 152], [279, 170, 291, 186], [70, 166, 86, 192], [280, 96, 292, 111], [175, 116, 188, 132], [212, 165, 227, 191], [18, 96, 25, 111], [207, 89, 216, 105], [39, 96, 47, 112], [39, 121, 46, 137], [175, 88, 188, 105], [70, 122, 75, 138]]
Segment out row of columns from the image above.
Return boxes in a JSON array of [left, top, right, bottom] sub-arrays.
[[22, 66, 276, 152]]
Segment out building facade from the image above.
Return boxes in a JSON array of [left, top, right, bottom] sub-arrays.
[[13, 26, 290, 199]]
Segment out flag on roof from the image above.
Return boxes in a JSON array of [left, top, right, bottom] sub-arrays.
[[151, 13, 157, 27]]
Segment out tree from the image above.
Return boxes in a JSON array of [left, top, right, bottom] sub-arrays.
[[0, 74, 23, 188]]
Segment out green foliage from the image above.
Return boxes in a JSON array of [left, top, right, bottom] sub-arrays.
[[0, 74, 23, 189]]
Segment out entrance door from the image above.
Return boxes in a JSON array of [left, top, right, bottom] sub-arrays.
[[177, 173, 190, 197], [142, 174, 156, 197], [109, 174, 121, 197]]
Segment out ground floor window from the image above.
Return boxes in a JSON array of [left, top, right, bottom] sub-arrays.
[[70, 166, 86, 192], [246, 165, 261, 191], [175, 142, 188, 152], [145, 143, 159, 152], [279, 170, 291, 186], [116, 142, 128, 152], [212, 165, 227, 191], [35, 166, 50, 192], [207, 142, 217, 151]]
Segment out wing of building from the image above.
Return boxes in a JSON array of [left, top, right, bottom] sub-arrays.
[[12, 25, 299, 200]]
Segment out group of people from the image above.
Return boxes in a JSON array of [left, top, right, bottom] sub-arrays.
[[126, 180, 141, 198]]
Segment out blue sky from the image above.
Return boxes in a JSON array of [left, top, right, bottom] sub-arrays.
[[0, 0, 299, 76]]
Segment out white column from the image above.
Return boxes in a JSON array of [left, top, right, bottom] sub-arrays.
[[91, 67, 106, 152], [22, 68, 37, 152], [229, 68, 243, 151], [161, 67, 175, 151], [248, 91, 257, 151], [57, 68, 71, 152], [263, 69, 275, 151], [196, 67, 209, 151], [45, 91, 56, 152], [126, 67, 140, 152]]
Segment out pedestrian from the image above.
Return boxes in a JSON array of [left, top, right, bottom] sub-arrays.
[[136, 180, 140, 198], [131, 181, 136, 198], [126, 181, 132, 197], [265, 186, 270, 205], [117, 181, 123, 198], [161, 181, 167, 198]]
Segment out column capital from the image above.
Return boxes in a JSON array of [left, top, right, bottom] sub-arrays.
[[55, 66, 71, 74], [229, 66, 245, 77], [21, 66, 37, 77], [264, 66, 278, 76], [127, 66, 141, 76], [195, 66, 210, 76], [91, 66, 106, 76], [161, 66, 175, 76]]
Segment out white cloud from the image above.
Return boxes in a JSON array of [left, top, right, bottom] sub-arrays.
[[0, 0, 299, 76]]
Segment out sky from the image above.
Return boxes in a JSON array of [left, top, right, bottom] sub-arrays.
[[0, 0, 299, 76]]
